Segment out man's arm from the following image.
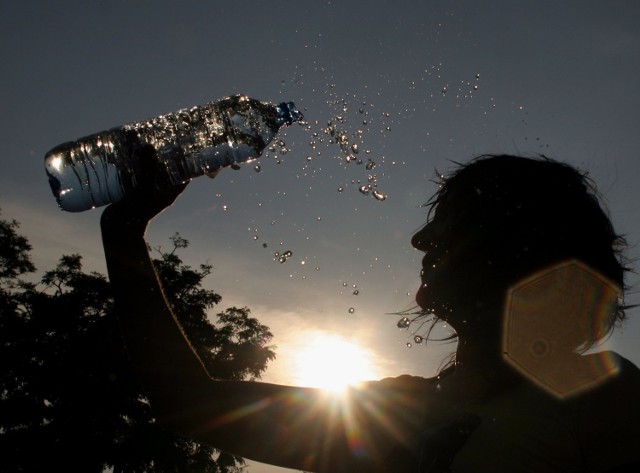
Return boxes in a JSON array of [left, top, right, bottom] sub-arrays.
[[100, 146, 432, 472], [101, 190, 214, 426], [102, 197, 420, 472]]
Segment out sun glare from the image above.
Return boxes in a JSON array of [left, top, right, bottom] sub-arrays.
[[292, 332, 378, 392]]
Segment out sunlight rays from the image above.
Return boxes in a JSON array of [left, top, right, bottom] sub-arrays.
[[291, 332, 378, 392]]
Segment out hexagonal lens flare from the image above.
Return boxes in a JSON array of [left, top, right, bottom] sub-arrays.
[[502, 260, 621, 399]]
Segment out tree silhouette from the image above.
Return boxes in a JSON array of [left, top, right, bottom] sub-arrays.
[[0, 213, 275, 472]]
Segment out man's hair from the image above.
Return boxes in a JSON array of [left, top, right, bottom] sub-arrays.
[[426, 155, 630, 342]]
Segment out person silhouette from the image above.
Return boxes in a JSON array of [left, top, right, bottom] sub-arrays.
[[101, 149, 640, 472]]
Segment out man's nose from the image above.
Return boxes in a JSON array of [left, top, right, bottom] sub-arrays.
[[411, 227, 430, 251]]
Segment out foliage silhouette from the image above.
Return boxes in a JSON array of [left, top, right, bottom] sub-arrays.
[[0, 214, 275, 472]]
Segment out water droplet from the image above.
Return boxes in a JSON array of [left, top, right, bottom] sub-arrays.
[[414, 335, 424, 344], [397, 317, 411, 328], [262, 243, 268, 248], [337, 186, 344, 193], [253, 235, 259, 240], [353, 289, 359, 295], [351, 144, 359, 154], [348, 307, 355, 314], [222, 204, 229, 211], [372, 190, 387, 201], [343, 282, 348, 287], [406, 342, 412, 348], [254, 164, 261, 172], [359, 185, 371, 195], [366, 161, 376, 170]]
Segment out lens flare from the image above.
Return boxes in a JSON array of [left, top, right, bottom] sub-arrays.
[[502, 259, 621, 399]]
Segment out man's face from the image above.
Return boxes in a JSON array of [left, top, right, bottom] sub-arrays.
[[411, 189, 500, 324]]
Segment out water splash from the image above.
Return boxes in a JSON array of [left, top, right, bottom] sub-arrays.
[[304, 91, 389, 202], [274, 250, 293, 264], [372, 190, 387, 201], [359, 184, 371, 196]]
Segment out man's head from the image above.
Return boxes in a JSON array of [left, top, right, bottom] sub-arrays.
[[412, 155, 627, 343]]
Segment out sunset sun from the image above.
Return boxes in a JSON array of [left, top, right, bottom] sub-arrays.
[[291, 332, 378, 392]]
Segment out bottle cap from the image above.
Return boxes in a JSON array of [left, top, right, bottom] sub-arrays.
[[276, 102, 304, 125]]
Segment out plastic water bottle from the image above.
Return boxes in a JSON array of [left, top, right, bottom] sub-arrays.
[[44, 94, 303, 212]]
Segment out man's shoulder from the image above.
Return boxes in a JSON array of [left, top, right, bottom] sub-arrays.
[[573, 351, 640, 412], [596, 351, 640, 388], [572, 352, 640, 471]]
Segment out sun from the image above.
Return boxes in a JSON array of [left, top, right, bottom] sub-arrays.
[[291, 332, 378, 392]]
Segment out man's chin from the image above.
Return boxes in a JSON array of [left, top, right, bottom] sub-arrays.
[[416, 287, 451, 317]]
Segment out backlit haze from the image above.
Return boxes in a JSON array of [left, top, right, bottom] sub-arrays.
[[2, 2, 640, 472]]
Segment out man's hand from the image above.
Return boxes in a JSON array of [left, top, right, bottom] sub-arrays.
[[101, 144, 189, 230]]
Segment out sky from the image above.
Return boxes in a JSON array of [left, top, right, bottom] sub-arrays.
[[2, 1, 640, 472]]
